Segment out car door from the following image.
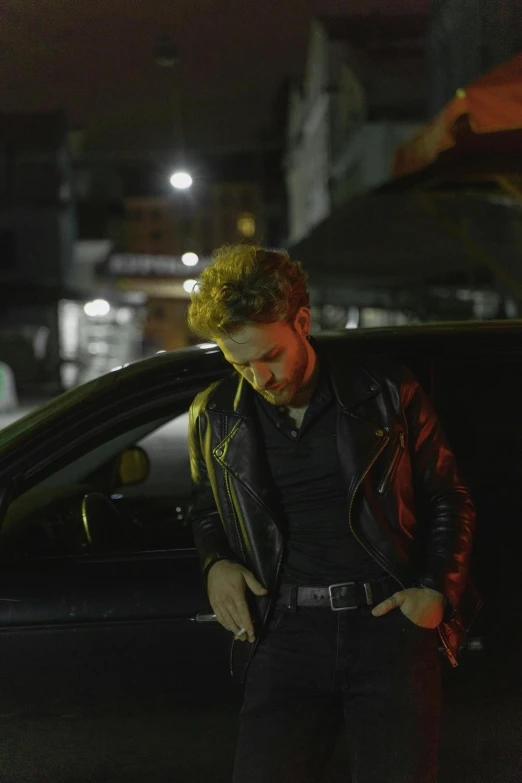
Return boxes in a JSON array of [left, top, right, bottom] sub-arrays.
[[0, 548, 235, 716], [429, 351, 522, 783], [0, 392, 242, 782]]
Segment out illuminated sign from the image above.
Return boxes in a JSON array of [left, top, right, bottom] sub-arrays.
[[99, 254, 210, 278]]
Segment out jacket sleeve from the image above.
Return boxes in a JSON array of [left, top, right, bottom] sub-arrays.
[[402, 368, 476, 614], [187, 392, 239, 592]]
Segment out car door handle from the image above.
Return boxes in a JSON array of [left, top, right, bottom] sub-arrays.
[[193, 612, 217, 623]]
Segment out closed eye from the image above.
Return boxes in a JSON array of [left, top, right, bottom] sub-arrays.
[[232, 349, 281, 369]]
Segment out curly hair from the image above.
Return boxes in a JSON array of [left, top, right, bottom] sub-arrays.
[[187, 244, 310, 340]]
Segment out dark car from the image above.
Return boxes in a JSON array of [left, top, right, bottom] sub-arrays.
[[0, 323, 520, 783]]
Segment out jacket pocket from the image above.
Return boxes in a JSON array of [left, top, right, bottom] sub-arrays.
[[378, 431, 405, 495]]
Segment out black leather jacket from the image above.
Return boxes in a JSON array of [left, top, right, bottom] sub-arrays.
[[188, 345, 482, 677]]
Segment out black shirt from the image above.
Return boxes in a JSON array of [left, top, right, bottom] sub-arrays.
[[254, 363, 388, 585]]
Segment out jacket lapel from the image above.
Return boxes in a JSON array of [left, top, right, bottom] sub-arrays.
[[321, 347, 390, 494], [208, 347, 390, 526], [209, 374, 283, 531]]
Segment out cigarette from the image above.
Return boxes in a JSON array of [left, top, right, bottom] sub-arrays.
[[235, 628, 246, 638]]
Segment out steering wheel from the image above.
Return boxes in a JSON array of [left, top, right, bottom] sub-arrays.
[[81, 492, 130, 553]]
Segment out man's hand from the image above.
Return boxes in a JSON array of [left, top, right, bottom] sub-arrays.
[[371, 587, 447, 629], [207, 560, 268, 643]]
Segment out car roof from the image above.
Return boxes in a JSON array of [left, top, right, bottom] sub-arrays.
[[1, 319, 522, 454]]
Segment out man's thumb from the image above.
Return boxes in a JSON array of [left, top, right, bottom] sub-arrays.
[[243, 571, 268, 596]]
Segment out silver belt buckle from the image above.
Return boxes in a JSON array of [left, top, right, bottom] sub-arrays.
[[328, 581, 374, 611], [328, 581, 357, 611]]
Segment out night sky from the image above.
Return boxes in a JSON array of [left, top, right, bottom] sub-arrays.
[[0, 0, 430, 153]]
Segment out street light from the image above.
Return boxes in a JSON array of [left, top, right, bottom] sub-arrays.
[[181, 252, 199, 266], [84, 299, 110, 317], [170, 171, 192, 189]]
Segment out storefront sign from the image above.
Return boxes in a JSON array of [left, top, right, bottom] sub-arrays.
[[101, 254, 209, 278]]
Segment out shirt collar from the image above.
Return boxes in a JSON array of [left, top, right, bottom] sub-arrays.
[[254, 358, 332, 419]]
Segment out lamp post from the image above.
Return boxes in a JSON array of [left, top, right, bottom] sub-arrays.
[[155, 32, 190, 187]]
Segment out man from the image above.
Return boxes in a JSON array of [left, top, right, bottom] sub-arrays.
[[187, 245, 481, 783]]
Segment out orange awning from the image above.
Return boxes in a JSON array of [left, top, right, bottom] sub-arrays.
[[394, 54, 522, 178]]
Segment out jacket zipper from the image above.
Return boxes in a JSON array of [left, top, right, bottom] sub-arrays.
[[224, 469, 247, 564], [222, 416, 248, 679], [348, 435, 405, 588], [230, 542, 285, 680], [348, 434, 458, 667], [221, 416, 247, 564], [221, 416, 285, 679], [437, 624, 458, 668], [378, 431, 405, 495]]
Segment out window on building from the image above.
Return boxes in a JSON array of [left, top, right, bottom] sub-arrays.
[[237, 213, 256, 238]]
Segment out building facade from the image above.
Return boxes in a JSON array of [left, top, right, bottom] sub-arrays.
[[125, 180, 262, 258], [426, 0, 522, 117], [0, 111, 77, 395], [285, 16, 425, 247]]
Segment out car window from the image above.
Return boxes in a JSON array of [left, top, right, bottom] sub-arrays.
[[0, 409, 195, 561], [122, 412, 191, 497], [35, 414, 175, 489]]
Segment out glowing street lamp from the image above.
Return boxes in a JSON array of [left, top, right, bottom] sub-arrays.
[[84, 299, 110, 317], [170, 171, 192, 189], [181, 252, 199, 266], [183, 279, 198, 293]]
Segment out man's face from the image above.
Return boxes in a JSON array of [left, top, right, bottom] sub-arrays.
[[215, 312, 314, 407]]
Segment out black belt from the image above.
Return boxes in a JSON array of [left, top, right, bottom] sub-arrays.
[[275, 578, 401, 612]]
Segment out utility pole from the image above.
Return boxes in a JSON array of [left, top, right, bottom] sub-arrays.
[[155, 32, 185, 165]]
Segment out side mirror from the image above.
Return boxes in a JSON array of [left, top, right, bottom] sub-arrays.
[[118, 446, 150, 487]]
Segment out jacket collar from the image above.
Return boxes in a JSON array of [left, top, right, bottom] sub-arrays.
[[314, 338, 382, 412], [208, 337, 381, 416]]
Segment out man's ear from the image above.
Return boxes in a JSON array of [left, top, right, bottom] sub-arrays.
[[294, 306, 311, 337]]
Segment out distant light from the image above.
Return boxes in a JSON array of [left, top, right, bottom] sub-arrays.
[[345, 306, 359, 330], [183, 279, 198, 293], [88, 341, 109, 355], [115, 307, 133, 324], [170, 171, 192, 189], [84, 299, 110, 317], [181, 252, 199, 266], [237, 213, 256, 237]]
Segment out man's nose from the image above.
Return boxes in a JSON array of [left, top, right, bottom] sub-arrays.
[[251, 364, 272, 389]]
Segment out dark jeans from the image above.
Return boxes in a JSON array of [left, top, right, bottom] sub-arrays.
[[232, 603, 441, 783]]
